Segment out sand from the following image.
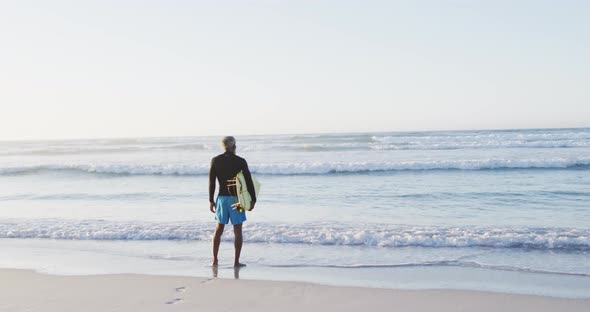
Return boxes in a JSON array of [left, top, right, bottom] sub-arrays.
[[0, 269, 588, 312]]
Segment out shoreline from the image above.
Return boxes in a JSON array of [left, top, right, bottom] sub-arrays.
[[1, 269, 589, 312], [1, 238, 589, 300]]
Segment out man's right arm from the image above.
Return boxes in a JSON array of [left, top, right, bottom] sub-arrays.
[[242, 160, 257, 204], [208, 158, 216, 204]]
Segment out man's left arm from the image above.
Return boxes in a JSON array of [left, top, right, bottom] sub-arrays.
[[208, 158, 217, 212]]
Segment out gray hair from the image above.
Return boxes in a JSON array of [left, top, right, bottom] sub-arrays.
[[222, 136, 236, 150]]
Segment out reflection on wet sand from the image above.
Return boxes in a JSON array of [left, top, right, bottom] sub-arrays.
[[210, 265, 242, 279]]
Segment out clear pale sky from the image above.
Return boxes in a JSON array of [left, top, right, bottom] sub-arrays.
[[1, 0, 589, 140]]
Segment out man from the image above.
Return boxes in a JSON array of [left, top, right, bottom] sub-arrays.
[[209, 136, 256, 267]]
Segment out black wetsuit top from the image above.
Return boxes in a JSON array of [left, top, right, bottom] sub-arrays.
[[208, 151, 257, 204]]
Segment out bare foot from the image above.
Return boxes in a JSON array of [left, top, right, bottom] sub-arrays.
[[234, 262, 246, 268], [212, 260, 218, 267]]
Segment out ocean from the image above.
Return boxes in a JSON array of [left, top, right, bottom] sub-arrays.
[[1, 128, 589, 298]]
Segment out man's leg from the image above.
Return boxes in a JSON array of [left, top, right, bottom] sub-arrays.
[[233, 224, 246, 267], [212, 223, 225, 266]]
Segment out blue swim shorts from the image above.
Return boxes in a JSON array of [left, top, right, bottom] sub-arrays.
[[215, 196, 247, 225]]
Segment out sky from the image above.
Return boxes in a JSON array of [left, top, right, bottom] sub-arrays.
[[1, 0, 589, 140]]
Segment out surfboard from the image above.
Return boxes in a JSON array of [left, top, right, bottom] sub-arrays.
[[231, 171, 260, 211]]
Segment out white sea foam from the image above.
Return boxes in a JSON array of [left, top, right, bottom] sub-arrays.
[[1, 157, 589, 176], [0, 220, 588, 251]]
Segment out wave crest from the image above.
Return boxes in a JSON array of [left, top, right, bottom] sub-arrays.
[[0, 220, 588, 251], [2, 157, 589, 176]]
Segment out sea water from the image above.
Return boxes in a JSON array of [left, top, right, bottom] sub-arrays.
[[0, 128, 589, 298]]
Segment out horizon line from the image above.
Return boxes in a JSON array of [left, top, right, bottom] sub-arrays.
[[1, 125, 589, 143]]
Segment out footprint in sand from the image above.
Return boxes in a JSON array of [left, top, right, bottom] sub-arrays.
[[166, 298, 183, 305], [201, 278, 214, 284], [165, 287, 187, 304]]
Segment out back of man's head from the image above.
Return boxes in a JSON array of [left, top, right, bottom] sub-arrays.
[[222, 136, 236, 151]]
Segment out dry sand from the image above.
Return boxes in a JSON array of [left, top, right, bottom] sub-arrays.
[[0, 269, 588, 312]]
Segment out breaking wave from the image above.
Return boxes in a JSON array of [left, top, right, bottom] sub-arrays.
[[0, 220, 588, 251], [2, 157, 589, 176]]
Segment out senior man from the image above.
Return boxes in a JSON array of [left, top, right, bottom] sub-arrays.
[[208, 136, 256, 267]]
